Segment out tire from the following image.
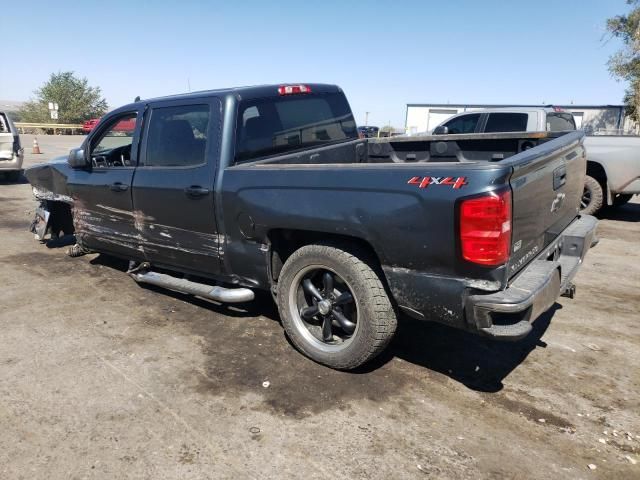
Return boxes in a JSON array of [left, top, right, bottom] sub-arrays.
[[612, 194, 633, 207], [276, 243, 397, 370], [580, 175, 604, 216]]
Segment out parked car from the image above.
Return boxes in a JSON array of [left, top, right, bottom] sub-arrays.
[[82, 118, 101, 134], [431, 107, 640, 214], [84, 117, 135, 136], [0, 111, 24, 181], [357, 126, 379, 138], [25, 84, 597, 370]]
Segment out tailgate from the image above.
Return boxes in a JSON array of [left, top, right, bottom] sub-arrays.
[[507, 131, 586, 278], [0, 132, 14, 160]]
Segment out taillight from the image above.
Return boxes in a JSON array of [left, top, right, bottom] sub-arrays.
[[278, 84, 312, 95], [460, 190, 512, 266]]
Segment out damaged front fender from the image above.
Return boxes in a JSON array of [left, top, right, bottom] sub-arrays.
[[25, 156, 74, 202], [25, 156, 76, 240]]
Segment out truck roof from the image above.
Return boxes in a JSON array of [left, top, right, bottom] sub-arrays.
[[456, 107, 560, 114], [119, 83, 343, 111]]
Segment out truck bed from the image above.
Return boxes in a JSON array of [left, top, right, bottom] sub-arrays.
[[241, 130, 575, 167]]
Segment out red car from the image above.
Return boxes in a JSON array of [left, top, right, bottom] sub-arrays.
[[83, 117, 136, 135], [82, 118, 100, 134]]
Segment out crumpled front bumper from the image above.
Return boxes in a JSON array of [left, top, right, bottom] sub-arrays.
[[466, 214, 598, 340]]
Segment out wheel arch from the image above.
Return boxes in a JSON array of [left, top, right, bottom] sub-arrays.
[[266, 229, 385, 285], [586, 160, 611, 205], [46, 200, 75, 237]]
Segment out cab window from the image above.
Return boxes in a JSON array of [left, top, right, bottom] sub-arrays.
[[443, 113, 480, 134], [90, 113, 137, 168], [144, 104, 210, 167], [235, 92, 357, 163], [485, 113, 528, 133]]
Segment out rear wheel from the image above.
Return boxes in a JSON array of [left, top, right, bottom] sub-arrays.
[[580, 175, 604, 215], [276, 243, 397, 370]]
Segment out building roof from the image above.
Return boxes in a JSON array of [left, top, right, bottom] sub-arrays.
[[406, 103, 625, 110]]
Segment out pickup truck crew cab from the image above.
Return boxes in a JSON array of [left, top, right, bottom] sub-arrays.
[[431, 107, 640, 215], [26, 84, 598, 370]]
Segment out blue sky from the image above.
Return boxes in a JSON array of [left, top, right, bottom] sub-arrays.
[[0, 0, 631, 126]]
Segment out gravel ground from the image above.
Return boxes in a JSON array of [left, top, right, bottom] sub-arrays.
[[0, 135, 638, 479]]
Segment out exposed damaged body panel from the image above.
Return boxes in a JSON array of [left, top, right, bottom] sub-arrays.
[[26, 163, 225, 267]]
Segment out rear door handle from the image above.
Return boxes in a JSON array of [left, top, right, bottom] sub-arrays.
[[184, 185, 210, 198], [110, 182, 129, 192]]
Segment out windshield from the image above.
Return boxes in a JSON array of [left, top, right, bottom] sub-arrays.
[[235, 92, 357, 163]]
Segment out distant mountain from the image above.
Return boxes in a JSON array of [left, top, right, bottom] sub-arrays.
[[0, 100, 25, 112]]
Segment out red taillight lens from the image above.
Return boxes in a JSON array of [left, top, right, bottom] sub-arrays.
[[460, 190, 512, 266], [278, 84, 312, 95]]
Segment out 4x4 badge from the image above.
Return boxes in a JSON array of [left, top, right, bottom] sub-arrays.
[[408, 176, 468, 189]]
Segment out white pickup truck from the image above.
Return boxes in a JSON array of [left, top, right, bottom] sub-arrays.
[[431, 107, 640, 215]]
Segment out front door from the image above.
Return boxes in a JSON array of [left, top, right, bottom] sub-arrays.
[[132, 97, 222, 275], [67, 109, 143, 259]]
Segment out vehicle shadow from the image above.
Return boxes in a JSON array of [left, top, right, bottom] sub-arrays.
[[89, 253, 279, 319], [90, 252, 556, 392], [597, 201, 640, 222], [371, 305, 558, 392], [0, 171, 28, 185]]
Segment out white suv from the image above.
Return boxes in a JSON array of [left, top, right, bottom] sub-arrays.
[[0, 111, 24, 182]]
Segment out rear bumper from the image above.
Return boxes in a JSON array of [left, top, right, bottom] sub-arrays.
[[466, 214, 598, 340], [0, 151, 23, 171]]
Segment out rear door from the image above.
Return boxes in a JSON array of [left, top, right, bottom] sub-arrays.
[[506, 131, 586, 278], [132, 97, 222, 275], [483, 112, 530, 133]]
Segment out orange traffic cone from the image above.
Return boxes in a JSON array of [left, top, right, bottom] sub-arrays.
[[32, 137, 42, 154]]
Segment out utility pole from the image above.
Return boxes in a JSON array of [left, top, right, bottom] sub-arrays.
[[365, 112, 370, 126]]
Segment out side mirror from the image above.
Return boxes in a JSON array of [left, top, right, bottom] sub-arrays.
[[68, 147, 88, 168], [432, 126, 449, 135]]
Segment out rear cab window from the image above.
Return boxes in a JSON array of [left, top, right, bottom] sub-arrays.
[[546, 112, 576, 131], [234, 92, 357, 163], [484, 113, 528, 132]]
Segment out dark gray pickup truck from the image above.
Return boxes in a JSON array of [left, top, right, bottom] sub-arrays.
[[26, 84, 597, 369]]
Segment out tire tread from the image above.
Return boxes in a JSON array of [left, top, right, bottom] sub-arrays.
[[276, 242, 397, 370]]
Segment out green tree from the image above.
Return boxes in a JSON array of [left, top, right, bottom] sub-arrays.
[[18, 72, 108, 124], [607, 1, 640, 122]]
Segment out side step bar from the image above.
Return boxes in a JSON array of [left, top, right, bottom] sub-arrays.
[[130, 270, 254, 303]]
